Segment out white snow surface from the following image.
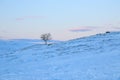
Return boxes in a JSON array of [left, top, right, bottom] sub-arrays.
[[0, 32, 120, 80]]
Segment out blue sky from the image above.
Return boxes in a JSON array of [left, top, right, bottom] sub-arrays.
[[0, 0, 120, 40]]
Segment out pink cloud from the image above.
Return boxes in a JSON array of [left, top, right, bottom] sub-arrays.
[[16, 16, 46, 21], [16, 18, 24, 21], [69, 26, 94, 32], [70, 28, 92, 32], [25, 16, 45, 19], [113, 27, 120, 29]]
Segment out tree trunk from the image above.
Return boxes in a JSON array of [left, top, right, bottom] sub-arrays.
[[45, 41, 47, 45]]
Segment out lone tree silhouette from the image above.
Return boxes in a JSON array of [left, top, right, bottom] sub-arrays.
[[40, 33, 52, 45]]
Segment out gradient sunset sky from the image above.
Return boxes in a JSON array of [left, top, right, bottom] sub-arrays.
[[0, 0, 120, 40]]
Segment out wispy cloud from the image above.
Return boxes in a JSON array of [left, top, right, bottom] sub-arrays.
[[69, 26, 94, 32], [16, 16, 46, 21], [70, 28, 91, 32], [0, 30, 8, 33], [113, 27, 120, 29], [16, 18, 24, 21]]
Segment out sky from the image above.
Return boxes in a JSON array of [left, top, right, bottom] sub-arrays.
[[0, 0, 120, 40]]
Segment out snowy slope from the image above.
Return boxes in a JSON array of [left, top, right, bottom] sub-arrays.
[[0, 32, 120, 80], [0, 39, 41, 59]]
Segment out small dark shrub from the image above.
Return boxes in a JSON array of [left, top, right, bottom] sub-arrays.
[[106, 31, 110, 33]]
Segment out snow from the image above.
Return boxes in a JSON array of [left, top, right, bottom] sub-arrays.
[[0, 32, 120, 80]]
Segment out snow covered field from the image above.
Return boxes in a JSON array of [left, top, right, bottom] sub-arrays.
[[0, 32, 120, 80]]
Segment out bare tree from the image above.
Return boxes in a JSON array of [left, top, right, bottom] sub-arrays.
[[40, 33, 52, 45]]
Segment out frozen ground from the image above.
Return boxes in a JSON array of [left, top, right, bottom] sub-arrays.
[[0, 32, 120, 80]]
